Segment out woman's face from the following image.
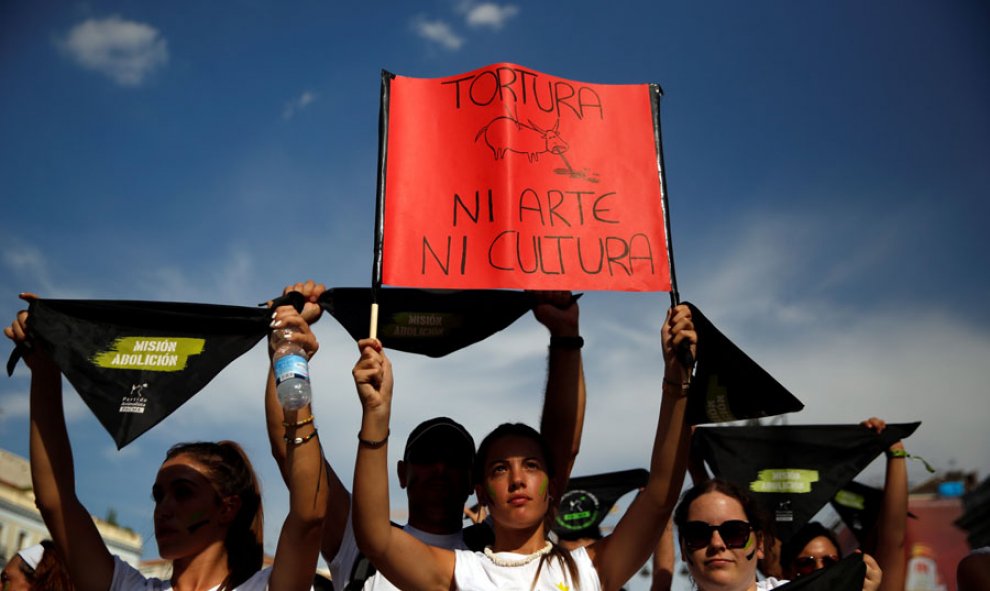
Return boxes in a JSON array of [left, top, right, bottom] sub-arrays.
[[476, 435, 552, 532], [1, 556, 32, 591], [153, 453, 234, 560], [790, 536, 840, 577], [682, 491, 763, 591]]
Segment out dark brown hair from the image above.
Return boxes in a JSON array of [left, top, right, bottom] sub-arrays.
[[780, 521, 842, 577], [22, 540, 74, 591], [165, 441, 263, 590], [475, 423, 580, 590], [673, 479, 769, 550]]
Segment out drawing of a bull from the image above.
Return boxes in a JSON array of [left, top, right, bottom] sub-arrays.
[[474, 116, 568, 162]]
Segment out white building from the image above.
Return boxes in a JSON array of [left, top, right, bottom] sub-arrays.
[[0, 448, 143, 567]]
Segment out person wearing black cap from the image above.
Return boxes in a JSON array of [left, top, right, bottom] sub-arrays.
[[264, 282, 585, 590]]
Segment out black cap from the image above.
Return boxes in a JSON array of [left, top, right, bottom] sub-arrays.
[[403, 417, 475, 467]]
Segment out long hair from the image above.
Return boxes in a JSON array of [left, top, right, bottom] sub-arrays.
[[22, 540, 74, 591], [475, 423, 580, 590], [165, 441, 263, 590]]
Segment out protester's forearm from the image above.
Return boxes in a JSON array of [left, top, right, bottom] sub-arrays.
[[284, 406, 327, 524], [540, 348, 585, 492], [650, 519, 675, 591], [29, 364, 76, 518], [265, 368, 291, 480], [29, 363, 114, 591], [352, 409, 393, 560], [269, 405, 329, 591], [876, 445, 908, 591], [645, 383, 690, 509]]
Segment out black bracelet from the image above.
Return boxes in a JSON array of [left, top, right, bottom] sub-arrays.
[[358, 429, 390, 449], [549, 336, 584, 350], [284, 429, 318, 446]]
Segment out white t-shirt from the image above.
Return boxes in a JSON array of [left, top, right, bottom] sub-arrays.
[[109, 556, 271, 591], [453, 546, 601, 591], [756, 578, 789, 590], [329, 515, 469, 591]]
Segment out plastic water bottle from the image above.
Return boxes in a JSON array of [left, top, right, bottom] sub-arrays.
[[271, 327, 312, 410]]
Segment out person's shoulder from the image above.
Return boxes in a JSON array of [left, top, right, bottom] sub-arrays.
[[109, 556, 169, 591]]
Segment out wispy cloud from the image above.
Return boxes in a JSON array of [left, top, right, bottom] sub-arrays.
[[411, 3, 519, 51], [282, 90, 319, 120], [2, 243, 57, 296], [463, 2, 519, 30], [411, 16, 465, 51], [57, 15, 168, 87]]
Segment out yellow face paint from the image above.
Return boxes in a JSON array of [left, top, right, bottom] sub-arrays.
[[539, 476, 549, 498], [743, 533, 754, 551]]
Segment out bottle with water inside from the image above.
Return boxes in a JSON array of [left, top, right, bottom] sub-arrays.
[[271, 327, 312, 410]]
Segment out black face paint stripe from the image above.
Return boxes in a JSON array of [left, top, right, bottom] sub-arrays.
[[186, 519, 210, 533]]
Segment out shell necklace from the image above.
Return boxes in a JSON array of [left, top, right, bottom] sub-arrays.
[[483, 541, 554, 567]]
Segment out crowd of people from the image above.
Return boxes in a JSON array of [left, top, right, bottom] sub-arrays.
[[3, 282, 985, 590]]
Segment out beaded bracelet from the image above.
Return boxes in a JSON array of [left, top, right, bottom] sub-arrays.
[[282, 414, 315, 428], [358, 429, 390, 449], [284, 429, 318, 446], [663, 376, 691, 389]]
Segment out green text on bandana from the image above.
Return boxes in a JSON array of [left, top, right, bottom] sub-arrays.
[[750, 469, 819, 493], [93, 337, 206, 372]]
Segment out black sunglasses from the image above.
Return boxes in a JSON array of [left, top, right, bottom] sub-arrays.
[[682, 520, 753, 551], [793, 554, 840, 576]]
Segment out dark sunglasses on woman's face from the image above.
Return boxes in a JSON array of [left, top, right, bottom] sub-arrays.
[[682, 520, 753, 551], [793, 554, 840, 576]]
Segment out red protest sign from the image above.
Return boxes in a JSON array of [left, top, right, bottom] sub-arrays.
[[380, 63, 672, 292]]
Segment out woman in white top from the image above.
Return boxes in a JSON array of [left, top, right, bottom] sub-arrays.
[[673, 479, 883, 591], [5, 295, 327, 591], [350, 304, 697, 591]]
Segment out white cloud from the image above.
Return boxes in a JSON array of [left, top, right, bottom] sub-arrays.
[[0, 382, 92, 424], [58, 15, 168, 87], [282, 90, 319, 120], [464, 3, 519, 30], [411, 17, 464, 51], [667, 208, 990, 482], [2, 244, 57, 296]]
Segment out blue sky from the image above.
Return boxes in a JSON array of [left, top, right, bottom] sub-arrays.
[[1, 1, 988, 588]]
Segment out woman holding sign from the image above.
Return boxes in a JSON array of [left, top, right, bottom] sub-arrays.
[[5, 294, 326, 591], [349, 304, 695, 591]]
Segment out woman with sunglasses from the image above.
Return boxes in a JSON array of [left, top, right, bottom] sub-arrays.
[[780, 522, 841, 580], [349, 305, 696, 591], [779, 417, 906, 589], [673, 479, 882, 591]]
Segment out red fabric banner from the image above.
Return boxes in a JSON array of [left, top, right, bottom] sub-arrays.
[[382, 63, 671, 292]]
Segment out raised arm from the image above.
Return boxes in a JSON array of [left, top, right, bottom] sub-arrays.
[[534, 291, 585, 498], [863, 417, 907, 591], [351, 338, 455, 591], [587, 304, 695, 591], [5, 295, 114, 591], [264, 281, 351, 563], [267, 306, 329, 591], [649, 517, 675, 591]]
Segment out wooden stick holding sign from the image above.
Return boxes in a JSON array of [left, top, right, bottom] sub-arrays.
[[369, 70, 395, 339]]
